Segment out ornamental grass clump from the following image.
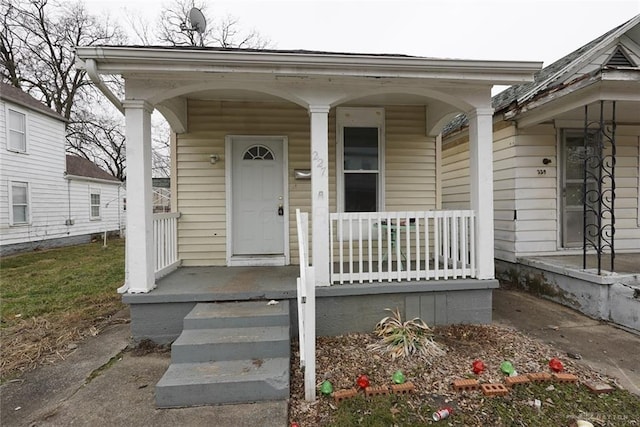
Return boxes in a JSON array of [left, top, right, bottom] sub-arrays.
[[369, 308, 445, 361]]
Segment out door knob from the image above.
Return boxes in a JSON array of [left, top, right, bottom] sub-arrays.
[[278, 204, 284, 216]]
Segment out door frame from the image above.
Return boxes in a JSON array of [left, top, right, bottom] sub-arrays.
[[225, 135, 290, 266]]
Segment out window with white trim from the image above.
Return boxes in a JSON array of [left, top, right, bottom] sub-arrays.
[[9, 181, 29, 225], [7, 108, 27, 153], [337, 108, 385, 212], [90, 188, 101, 220]]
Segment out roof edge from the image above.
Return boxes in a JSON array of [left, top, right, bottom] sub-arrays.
[[76, 46, 542, 85]]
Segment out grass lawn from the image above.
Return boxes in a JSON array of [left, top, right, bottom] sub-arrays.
[[0, 238, 126, 380]]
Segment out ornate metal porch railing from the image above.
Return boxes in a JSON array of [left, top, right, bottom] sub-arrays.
[[583, 101, 616, 274]]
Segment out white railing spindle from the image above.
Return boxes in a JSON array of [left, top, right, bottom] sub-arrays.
[[329, 210, 476, 284], [153, 212, 181, 279]]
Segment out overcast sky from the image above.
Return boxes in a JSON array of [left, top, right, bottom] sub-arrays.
[[84, 0, 639, 67]]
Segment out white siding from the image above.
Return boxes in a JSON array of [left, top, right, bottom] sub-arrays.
[[176, 101, 437, 266], [442, 121, 640, 262], [512, 125, 558, 255], [0, 97, 124, 252], [66, 178, 124, 237], [613, 131, 640, 250]]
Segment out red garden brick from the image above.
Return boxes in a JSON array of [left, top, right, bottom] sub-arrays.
[[527, 372, 553, 382], [504, 375, 531, 388], [452, 378, 480, 392], [390, 382, 416, 395], [332, 388, 358, 403], [553, 373, 578, 383], [480, 383, 509, 397], [364, 385, 389, 397]]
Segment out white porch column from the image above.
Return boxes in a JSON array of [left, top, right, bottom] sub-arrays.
[[468, 107, 495, 280], [124, 100, 155, 293], [309, 105, 331, 286]]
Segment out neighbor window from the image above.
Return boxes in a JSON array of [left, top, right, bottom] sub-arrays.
[[9, 181, 29, 225], [7, 108, 27, 153], [337, 108, 385, 212], [90, 188, 101, 219]]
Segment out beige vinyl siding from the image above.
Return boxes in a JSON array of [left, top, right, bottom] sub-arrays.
[[177, 100, 312, 266], [385, 106, 436, 210], [177, 102, 436, 266], [441, 137, 470, 209]]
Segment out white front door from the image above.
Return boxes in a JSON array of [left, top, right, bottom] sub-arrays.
[[231, 137, 285, 257]]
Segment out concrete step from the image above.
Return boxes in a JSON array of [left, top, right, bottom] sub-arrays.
[[184, 301, 289, 330], [156, 357, 290, 408], [171, 326, 290, 363]]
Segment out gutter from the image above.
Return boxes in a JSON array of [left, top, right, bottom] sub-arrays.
[[76, 46, 542, 86], [64, 173, 122, 185], [85, 58, 124, 115]]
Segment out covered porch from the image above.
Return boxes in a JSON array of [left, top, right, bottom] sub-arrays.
[[75, 46, 542, 296]]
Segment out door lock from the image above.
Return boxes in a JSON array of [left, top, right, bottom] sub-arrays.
[[278, 204, 284, 216]]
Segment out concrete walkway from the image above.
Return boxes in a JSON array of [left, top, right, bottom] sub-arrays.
[[0, 315, 287, 427], [493, 288, 640, 395]]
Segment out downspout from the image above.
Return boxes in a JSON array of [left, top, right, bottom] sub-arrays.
[[86, 58, 129, 293], [85, 59, 124, 115]]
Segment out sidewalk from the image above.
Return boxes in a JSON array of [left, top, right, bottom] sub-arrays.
[[492, 288, 640, 395]]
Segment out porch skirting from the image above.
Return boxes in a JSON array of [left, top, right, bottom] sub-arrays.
[[495, 258, 640, 333], [123, 266, 498, 343]]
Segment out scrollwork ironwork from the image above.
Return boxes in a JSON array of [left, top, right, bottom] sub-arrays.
[[583, 101, 616, 274]]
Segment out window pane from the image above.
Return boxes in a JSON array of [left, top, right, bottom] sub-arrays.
[[12, 185, 27, 204], [91, 193, 100, 205], [9, 131, 26, 152], [13, 206, 27, 223], [8, 111, 26, 152], [344, 127, 378, 171], [91, 206, 100, 218], [9, 110, 25, 132], [345, 173, 377, 212]]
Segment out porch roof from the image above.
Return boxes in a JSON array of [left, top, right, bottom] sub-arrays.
[[76, 45, 541, 86]]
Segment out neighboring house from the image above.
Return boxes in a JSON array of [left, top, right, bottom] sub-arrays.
[[76, 45, 540, 406], [0, 83, 124, 256], [152, 177, 171, 213], [442, 15, 640, 332]]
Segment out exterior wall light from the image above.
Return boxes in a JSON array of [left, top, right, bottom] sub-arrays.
[[210, 154, 220, 164]]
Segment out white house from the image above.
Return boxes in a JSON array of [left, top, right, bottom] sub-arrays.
[[0, 83, 124, 256], [76, 45, 540, 406], [442, 15, 640, 332]]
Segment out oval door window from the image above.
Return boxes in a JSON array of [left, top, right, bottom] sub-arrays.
[[243, 145, 275, 160]]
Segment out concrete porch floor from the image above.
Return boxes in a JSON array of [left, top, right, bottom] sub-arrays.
[[523, 253, 640, 276], [125, 266, 299, 303]]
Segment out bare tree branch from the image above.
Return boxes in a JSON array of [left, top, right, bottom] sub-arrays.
[[153, 0, 271, 48]]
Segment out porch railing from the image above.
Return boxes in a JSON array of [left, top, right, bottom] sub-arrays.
[[153, 212, 181, 279], [295, 209, 316, 401], [329, 210, 476, 284]]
